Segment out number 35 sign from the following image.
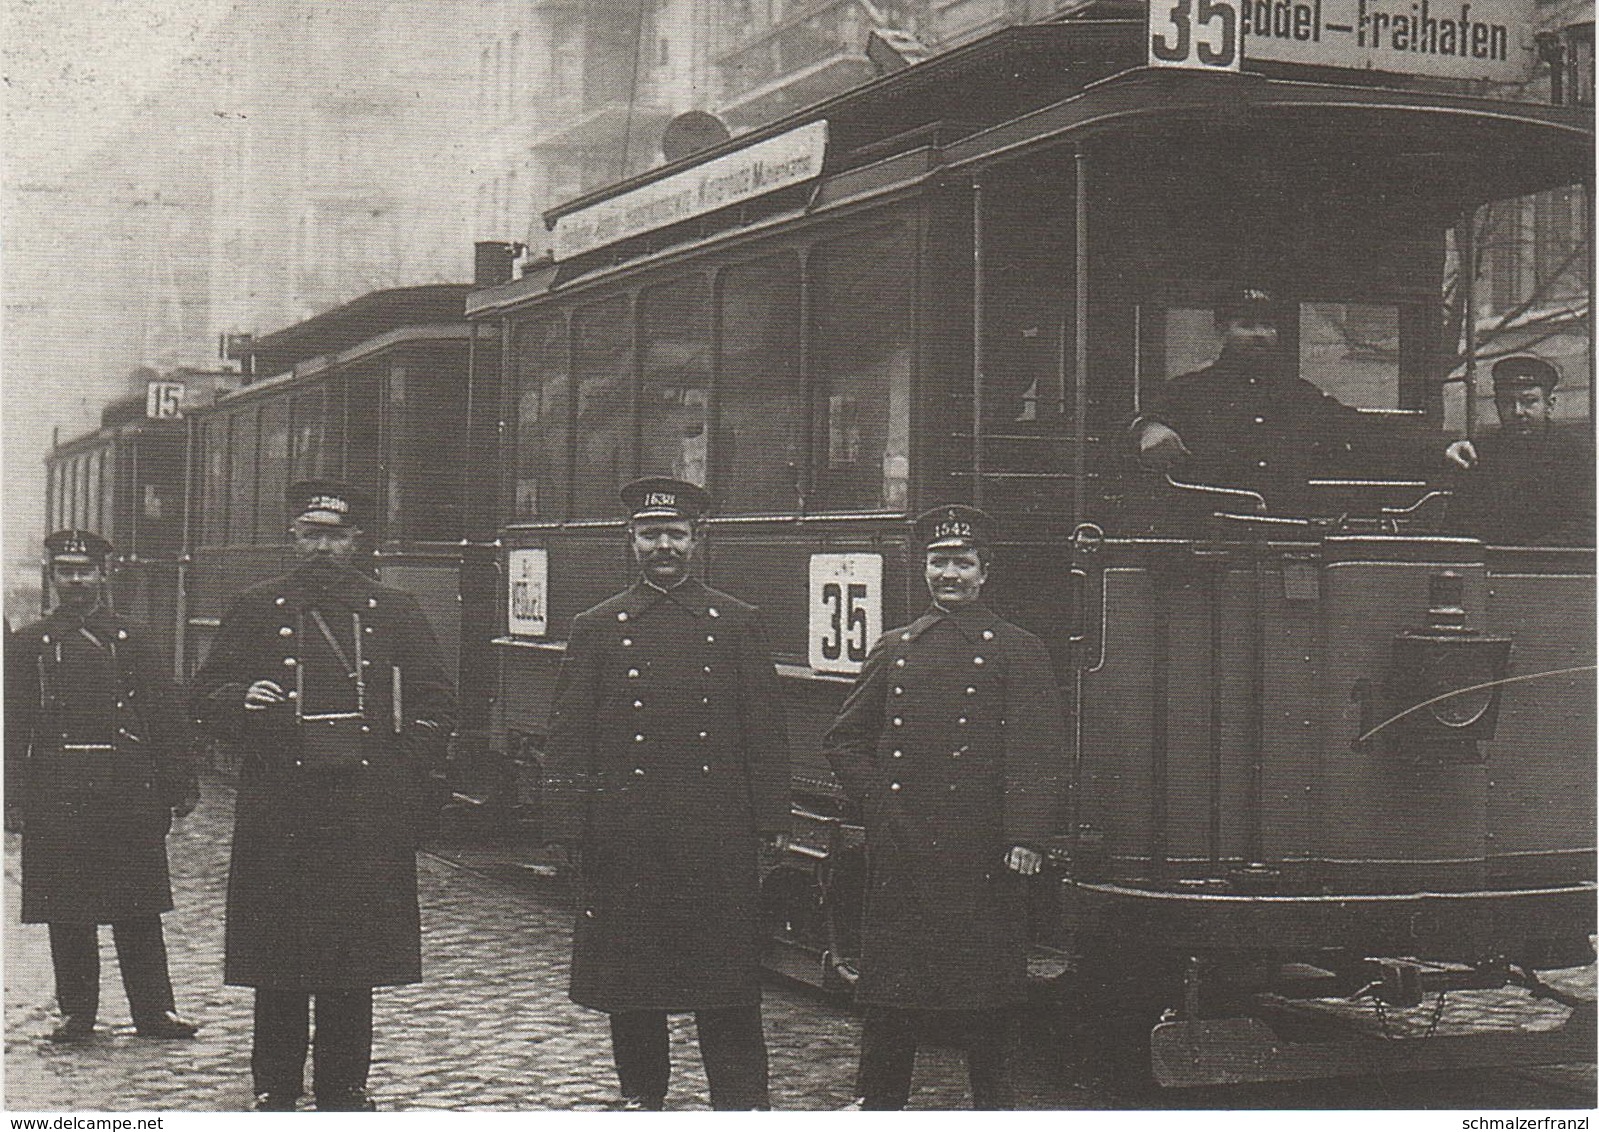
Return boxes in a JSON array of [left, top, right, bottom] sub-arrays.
[[808, 553, 883, 675], [1149, 0, 1244, 70]]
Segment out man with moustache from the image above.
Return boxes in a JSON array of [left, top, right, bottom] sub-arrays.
[[1130, 283, 1368, 514], [6, 530, 200, 1044], [543, 476, 791, 1111], [823, 505, 1065, 1109], [1444, 355, 1595, 546], [190, 480, 456, 1111]]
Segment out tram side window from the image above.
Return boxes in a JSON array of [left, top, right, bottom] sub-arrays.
[[513, 315, 571, 522], [86, 450, 103, 536], [200, 418, 228, 546], [228, 409, 259, 545], [716, 253, 802, 513], [638, 277, 710, 487], [571, 297, 635, 519], [290, 389, 327, 480], [810, 224, 915, 512], [258, 400, 291, 542]]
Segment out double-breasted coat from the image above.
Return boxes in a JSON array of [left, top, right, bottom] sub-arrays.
[[6, 607, 195, 924], [190, 561, 456, 990], [545, 575, 790, 1013], [823, 602, 1065, 1010]]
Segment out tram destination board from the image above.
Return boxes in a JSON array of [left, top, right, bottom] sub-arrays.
[[1149, 0, 1530, 78]]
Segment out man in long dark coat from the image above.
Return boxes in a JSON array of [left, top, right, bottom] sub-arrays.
[[1445, 355, 1595, 546], [544, 476, 791, 1111], [5, 530, 200, 1043], [823, 505, 1065, 1109], [190, 481, 456, 1111]]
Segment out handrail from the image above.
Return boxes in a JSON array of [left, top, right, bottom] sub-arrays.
[[1164, 473, 1267, 514]]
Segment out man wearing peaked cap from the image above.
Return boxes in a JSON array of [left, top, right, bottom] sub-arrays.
[[190, 479, 457, 1111], [823, 503, 1065, 1109], [543, 476, 790, 1110], [1445, 356, 1594, 545], [6, 531, 200, 1044], [1128, 281, 1375, 515]]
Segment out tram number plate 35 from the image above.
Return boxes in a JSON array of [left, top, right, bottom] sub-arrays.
[[808, 553, 883, 675], [1149, 0, 1244, 70]]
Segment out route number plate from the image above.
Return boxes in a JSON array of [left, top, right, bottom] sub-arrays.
[[808, 553, 882, 675], [1149, 0, 1243, 70]]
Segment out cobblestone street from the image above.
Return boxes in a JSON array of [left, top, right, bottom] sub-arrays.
[[5, 777, 1594, 1112]]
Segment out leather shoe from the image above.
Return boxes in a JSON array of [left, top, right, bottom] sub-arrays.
[[254, 1092, 297, 1112], [620, 1096, 664, 1111], [316, 1088, 377, 1112], [47, 1016, 96, 1043], [131, 1011, 199, 1039]]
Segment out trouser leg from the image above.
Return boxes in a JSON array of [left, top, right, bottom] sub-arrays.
[[110, 916, 177, 1025], [856, 1006, 917, 1110], [609, 1011, 670, 1105], [694, 1004, 769, 1110], [47, 923, 100, 1020], [963, 1009, 1015, 1110], [252, 988, 310, 1100], [311, 988, 374, 1102]]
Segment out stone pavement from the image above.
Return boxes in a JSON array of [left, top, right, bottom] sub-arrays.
[[4, 776, 1594, 1113]]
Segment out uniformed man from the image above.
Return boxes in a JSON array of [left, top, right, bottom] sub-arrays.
[[1130, 284, 1368, 514], [190, 481, 456, 1112], [822, 505, 1065, 1110], [1444, 355, 1595, 546], [5, 531, 199, 1044], [544, 476, 791, 1111]]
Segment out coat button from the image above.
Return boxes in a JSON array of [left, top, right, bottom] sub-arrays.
[[890, 782, 901, 792], [973, 656, 985, 666], [951, 750, 961, 758], [40, 634, 49, 644], [894, 658, 906, 668], [1253, 416, 1265, 424], [1257, 460, 1268, 469], [705, 634, 715, 643], [965, 686, 976, 695], [702, 665, 712, 674], [700, 696, 709, 705], [892, 750, 903, 759], [901, 632, 912, 641], [116, 629, 128, 640], [368, 597, 378, 608], [892, 717, 903, 727], [628, 668, 640, 678], [701, 765, 710, 774], [632, 700, 643, 709], [958, 717, 967, 725], [617, 611, 628, 622], [698, 731, 708, 739], [363, 626, 373, 634], [893, 686, 904, 696], [275, 597, 286, 606], [981, 629, 994, 641], [633, 767, 645, 776], [708, 608, 719, 618], [360, 725, 371, 734], [287, 690, 299, 700], [622, 638, 633, 647], [634, 733, 645, 742], [283, 657, 297, 667], [279, 626, 293, 637], [361, 759, 370, 767]]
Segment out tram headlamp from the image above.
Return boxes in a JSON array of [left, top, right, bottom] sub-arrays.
[[1356, 571, 1511, 765]]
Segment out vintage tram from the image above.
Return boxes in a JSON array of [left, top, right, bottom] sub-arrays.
[[460, 16, 1595, 1085], [42, 10, 1594, 1089]]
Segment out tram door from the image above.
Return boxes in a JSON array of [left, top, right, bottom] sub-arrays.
[[968, 169, 1081, 662]]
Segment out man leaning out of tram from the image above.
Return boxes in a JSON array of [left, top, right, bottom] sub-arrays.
[[1442, 354, 1595, 546], [1130, 283, 1412, 515]]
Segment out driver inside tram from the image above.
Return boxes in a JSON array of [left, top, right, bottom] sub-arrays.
[[1129, 283, 1369, 515]]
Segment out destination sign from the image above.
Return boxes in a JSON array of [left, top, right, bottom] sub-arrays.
[[552, 120, 828, 261], [1149, 0, 1531, 80]]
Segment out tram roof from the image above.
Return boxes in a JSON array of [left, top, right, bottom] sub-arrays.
[[542, 17, 1590, 230], [246, 283, 471, 380]]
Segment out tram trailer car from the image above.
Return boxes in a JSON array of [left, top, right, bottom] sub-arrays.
[[462, 15, 1594, 1086], [43, 395, 189, 661], [178, 283, 476, 722]]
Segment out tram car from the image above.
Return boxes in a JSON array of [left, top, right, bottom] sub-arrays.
[[461, 15, 1595, 1085], [42, 380, 201, 662]]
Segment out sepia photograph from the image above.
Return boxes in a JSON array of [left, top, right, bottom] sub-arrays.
[[2, 0, 1594, 1117]]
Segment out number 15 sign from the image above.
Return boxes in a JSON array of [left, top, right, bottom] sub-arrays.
[[808, 553, 883, 675], [1149, 0, 1244, 70]]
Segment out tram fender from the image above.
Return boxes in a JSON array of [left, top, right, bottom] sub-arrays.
[[1150, 998, 1597, 1088]]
